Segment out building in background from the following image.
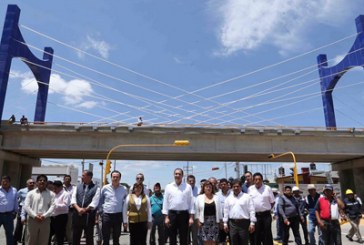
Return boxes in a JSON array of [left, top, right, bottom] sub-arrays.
[[32, 164, 78, 185]]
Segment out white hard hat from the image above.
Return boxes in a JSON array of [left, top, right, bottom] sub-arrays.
[[292, 186, 300, 192]]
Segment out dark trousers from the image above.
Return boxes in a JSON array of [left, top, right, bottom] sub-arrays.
[[102, 212, 123, 245], [219, 228, 229, 244], [129, 222, 148, 245], [50, 213, 68, 245], [150, 215, 165, 245], [0, 212, 14, 245], [276, 216, 283, 240], [228, 219, 250, 245], [252, 211, 273, 245], [282, 216, 302, 245], [300, 216, 309, 244], [13, 212, 23, 243], [72, 211, 96, 245], [320, 220, 341, 245], [168, 210, 189, 245]]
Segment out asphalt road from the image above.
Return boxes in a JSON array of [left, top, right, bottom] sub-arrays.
[[1, 218, 363, 244]]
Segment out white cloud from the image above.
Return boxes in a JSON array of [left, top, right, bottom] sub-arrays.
[[78, 35, 111, 59], [210, 0, 359, 56], [17, 71, 97, 109]]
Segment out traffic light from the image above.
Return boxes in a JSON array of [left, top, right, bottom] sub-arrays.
[[289, 167, 294, 176], [105, 160, 112, 175]]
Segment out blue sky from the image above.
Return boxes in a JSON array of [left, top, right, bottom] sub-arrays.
[[1, 1, 362, 187]]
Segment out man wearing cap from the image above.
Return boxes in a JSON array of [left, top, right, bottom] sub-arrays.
[[49, 180, 70, 245], [305, 184, 322, 245], [343, 189, 363, 243], [293, 186, 309, 245], [278, 186, 303, 245], [315, 184, 345, 245]]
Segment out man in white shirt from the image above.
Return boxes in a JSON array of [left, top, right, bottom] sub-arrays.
[[71, 170, 100, 245], [23, 174, 55, 245], [187, 174, 199, 245], [163, 168, 194, 245], [50, 180, 70, 245], [248, 172, 275, 245], [217, 178, 231, 244], [63, 174, 75, 244], [223, 179, 255, 245]]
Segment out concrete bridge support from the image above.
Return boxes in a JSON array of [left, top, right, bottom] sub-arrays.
[[332, 158, 364, 202], [0, 150, 40, 188]]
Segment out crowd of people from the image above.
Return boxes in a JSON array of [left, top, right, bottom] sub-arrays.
[[0, 168, 362, 245]]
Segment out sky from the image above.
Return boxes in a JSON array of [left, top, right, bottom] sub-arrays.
[[1, 1, 363, 187]]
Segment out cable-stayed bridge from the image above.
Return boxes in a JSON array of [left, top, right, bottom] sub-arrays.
[[0, 122, 363, 200]]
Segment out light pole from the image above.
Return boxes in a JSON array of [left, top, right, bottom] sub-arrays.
[[103, 140, 190, 186], [268, 151, 299, 186]]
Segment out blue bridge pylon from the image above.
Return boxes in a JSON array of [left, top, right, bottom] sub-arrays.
[[317, 15, 364, 129], [0, 4, 54, 123]]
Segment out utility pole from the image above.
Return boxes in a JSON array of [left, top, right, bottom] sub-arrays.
[[235, 162, 240, 179], [224, 162, 228, 179], [99, 161, 104, 187], [81, 159, 85, 172], [183, 161, 193, 182]]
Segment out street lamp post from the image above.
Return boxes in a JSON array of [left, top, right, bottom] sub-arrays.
[[268, 151, 299, 186], [103, 140, 190, 186]]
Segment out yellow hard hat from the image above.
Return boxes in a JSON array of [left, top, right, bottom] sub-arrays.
[[345, 189, 354, 195]]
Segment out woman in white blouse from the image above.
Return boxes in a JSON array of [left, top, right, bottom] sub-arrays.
[[195, 180, 223, 245], [123, 183, 152, 245]]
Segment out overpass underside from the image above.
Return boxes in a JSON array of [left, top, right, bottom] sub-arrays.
[[0, 122, 363, 198]]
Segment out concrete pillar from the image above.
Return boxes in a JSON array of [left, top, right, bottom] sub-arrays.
[[19, 164, 33, 188], [0, 150, 40, 188], [353, 166, 364, 204], [332, 158, 364, 202], [4, 161, 21, 187]]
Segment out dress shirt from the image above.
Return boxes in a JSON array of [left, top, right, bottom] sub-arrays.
[[70, 183, 100, 209], [248, 184, 275, 212], [17, 187, 29, 207], [191, 185, 199, 197], [216, 190, 231, 215], [123, 194, 152, 223], [23, 188, 55, 219], [0, 186, 18, 213], [63, 184, 74, 193], [223, 192, 256, 226], [52, 189, 70, 216], [20, 206, 27, 222], [99, 183, 127, 213], [273, 195, 280, 216], [162, 181, 195, 215]]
